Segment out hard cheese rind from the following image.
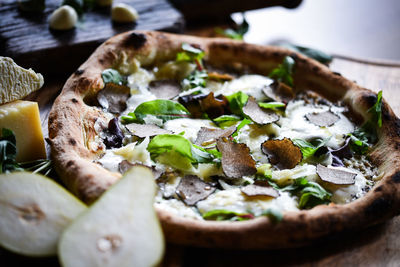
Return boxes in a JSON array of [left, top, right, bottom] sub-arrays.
[[0, 57, 44, 104], [0, 100, 46, 162]]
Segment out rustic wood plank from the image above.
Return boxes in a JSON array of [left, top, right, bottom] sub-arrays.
[[0, 0, 183, 73]]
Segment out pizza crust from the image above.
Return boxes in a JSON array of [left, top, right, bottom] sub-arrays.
[[48, 31, 400, 248]]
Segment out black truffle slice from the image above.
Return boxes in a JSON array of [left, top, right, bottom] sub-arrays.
[[261, 138, 303, 170], [243, 97, 279, 125], [200, 92, 230, 119], [216, 137, 257, 179], [175, 175, 216, 206], [125, 123, 171, 138], [97, 83, 130, 114], [148, 80, 181, 99], [262, 81, 295, 103], [194, 126, 236, 146], [241, 181, 280, 198], [305, 111, 340, 127], [316, 164, 357, 185]]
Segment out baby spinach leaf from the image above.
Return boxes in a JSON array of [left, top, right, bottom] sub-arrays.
[[134, 100, 190, 123], [202, 209, 254, 221], [367, 90, 383, 128], [181, 70, 208, 90], [231, 118, 252, 138], [269, 56, 295, 87], [348, 131, 369, 155], [226, 91, 249, 116], [213, 115, 241, 128], [191, 145, 221, 164], [147, 134, 194, 161], [101, 69, 127, 86], [176, 43, 205, 71], [281, 177, 331, 209]]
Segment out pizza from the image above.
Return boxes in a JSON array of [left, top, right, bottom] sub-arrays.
[[48, 31, 400, 249]]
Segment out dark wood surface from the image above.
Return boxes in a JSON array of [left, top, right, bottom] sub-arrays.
[[0, 0, 183, 73]]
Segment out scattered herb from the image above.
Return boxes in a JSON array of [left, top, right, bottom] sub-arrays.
[[348, 131, 369, 155], [0, 129, 52, 175], [269, 56, 295, 87], [225, 91, 249, 116], [101, 69, 127, 86], [181, 70, 208, 90], [215, 14, 249, 40], [202, 209, 254, 221], [213, 115, 241, 128], [231, 118, 252, 138], [281, 177, 331, 209], [133, 100, 190, 123], [176, 43, 205, 70], [367, 90, 383, 128], [191, 145, 221, 164], [292, 138, 329, 160]]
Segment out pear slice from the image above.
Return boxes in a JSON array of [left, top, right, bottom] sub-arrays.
[[59, 165, 165, 267], [0, 172, 86, 257]]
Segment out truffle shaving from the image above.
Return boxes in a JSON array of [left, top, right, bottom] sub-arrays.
[[125, 123, 171, 138], [316, 164, 356, 185], [241, 181, 280, 198], [243, 97, 279, 125], [195, 126, 236, 146], [97, 83, 130, 114], [216, 137, 257, 179], [176, 175, 216, 206], [261, 138, 302, 170], [149, 80, 181, 99], [305, 111, 340, 127]]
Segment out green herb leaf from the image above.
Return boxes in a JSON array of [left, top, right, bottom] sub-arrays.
[[231, 118, 252, 138], [215, 14, 249, 40], [213, 115, 241, 128], [261, 208, 283, 223], [191, 145, 221, 164], [367, 90, 383, 128], [18, 0, 45, 12], [101, 69, 127, 86], [202, 209, 254, 221], [0, 129, 22, 173], [281, 177, 331, 209], [176, 43, 205, 70], [258, 101, 286, 110], [181, 70, 208, 90], [134, 100, 190, 123], [147, 134, 194, 161], [269, 56, 295, 87], [292, 138, 329, 160], [226, 91, 249, 116], [348, 131, 369, 155]]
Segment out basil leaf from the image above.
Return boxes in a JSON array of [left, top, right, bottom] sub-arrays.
[[134, 100, 190, 123], [101, 69, 127, 86], [215, 14, 249, 40], [181, 70, 208, 90], [18, 0, 45, 12], [292, 138, 328, 160], [269, 56, 295, 87], [281, 177, 331, 209], [258, 101, 285, 110], [202, 209, 254, 221], [147, 134, 194, 161], [261, 208, 283, 223], [226, 91, 249, 116]]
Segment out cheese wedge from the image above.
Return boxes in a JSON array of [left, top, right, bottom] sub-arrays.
[[0, 57, 44, 105], [0, 100, 46, 162]]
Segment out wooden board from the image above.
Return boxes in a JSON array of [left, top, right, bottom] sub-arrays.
[[0, 0, 183, 73]]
